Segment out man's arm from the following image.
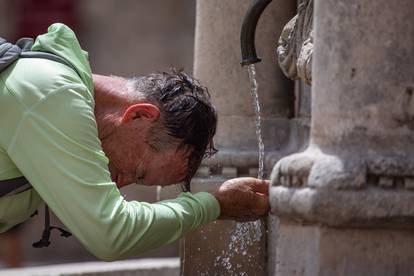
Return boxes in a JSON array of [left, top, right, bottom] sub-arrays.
[[6, 83, 220, 261]]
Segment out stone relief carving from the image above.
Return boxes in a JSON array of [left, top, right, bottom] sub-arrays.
[[271, 146, 414, 191], [277, 0, 313, 85], [393, 86, 414, 129], [269, 146, 414, 227]]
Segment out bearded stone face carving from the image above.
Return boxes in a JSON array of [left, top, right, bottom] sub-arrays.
[[277, 0, 313, 85]]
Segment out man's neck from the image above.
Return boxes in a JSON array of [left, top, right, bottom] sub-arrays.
[[93, 74, 128, 139]]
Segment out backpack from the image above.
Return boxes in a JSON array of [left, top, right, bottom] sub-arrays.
[[0, 36, 75, 248]]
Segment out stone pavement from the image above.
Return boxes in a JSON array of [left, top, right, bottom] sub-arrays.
[[0, 258, 179, 276]]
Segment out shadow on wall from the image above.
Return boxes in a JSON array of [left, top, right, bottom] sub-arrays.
[[0, 0, 195, 268]]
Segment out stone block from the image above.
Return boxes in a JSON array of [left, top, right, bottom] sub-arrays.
[[271, 222, 414, 276], [195, 166, 211, 178], [248, 168, 259, 177], [270, 185, 414, 228], [221, 167, 238, 179], [378, 177, 394, 188], [405, 178, 414, 190]]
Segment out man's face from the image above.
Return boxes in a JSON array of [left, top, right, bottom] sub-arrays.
[[102, 118, 190, 188], [138, 146, 190, 187]]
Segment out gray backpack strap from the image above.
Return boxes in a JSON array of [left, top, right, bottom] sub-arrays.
[[15, 37, 34, 51], [0, 37, 80, 199], [0, 38, 33, 199], [0, 36, 74, 247], [0, 37, 85, 240], [0, 37, 23, 72], [0, 36, 80, 78], [20, 51, 79, 76], [0, 176, 31, 197]]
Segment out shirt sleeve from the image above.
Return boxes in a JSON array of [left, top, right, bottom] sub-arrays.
[[6, 83, 220, 261]]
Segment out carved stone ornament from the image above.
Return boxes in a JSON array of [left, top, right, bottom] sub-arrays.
[[271, 0, 414, 228], [277, 0, 313, 85]]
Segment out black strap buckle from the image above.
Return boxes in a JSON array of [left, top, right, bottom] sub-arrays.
[[32, 205, 72, 248]]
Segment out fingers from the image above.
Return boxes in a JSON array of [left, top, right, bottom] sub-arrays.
[[250, 179, 270, 195], [253, 193, 270, 215], [244, 191, 270, 219], [227, 177, 269, 195], [214, 177, 271, 221]]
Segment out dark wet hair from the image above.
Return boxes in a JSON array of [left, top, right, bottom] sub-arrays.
[[128, 69, 218, 191]]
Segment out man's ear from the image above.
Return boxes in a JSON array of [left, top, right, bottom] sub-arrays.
[[121, 103, 160, 123]]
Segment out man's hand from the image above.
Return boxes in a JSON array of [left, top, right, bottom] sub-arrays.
[[212, 177, 270, 221]]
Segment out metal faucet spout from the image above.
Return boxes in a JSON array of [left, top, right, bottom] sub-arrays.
[[240, 0, 273, 67]]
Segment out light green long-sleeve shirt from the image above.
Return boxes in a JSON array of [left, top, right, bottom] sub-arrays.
[[0, 23, 220, 261]]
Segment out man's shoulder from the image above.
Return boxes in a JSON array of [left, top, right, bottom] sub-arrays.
[[1, 57, 91, 110], [32, 23, 93, 92]]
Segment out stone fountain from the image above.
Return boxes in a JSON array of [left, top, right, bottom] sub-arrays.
[[270, 0, 414, 275], [159, 0, 300, 275], [176, 0, 414, 275]]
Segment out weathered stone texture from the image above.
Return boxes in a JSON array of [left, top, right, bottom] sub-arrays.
[[270, 0, 414, 274], [272, 224, 414, 276], [194, 0, 296, 166], [277, 0, 313, 85], [271, 0, 414, 225], [312, 0, 414, 152]]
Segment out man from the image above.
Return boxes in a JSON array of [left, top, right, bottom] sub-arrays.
[[0, 23, 269, 261]]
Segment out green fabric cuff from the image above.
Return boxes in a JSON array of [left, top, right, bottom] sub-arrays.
[[192, 192, 221, 223]]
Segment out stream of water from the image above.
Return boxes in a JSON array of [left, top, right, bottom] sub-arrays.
[[213, 64, 265, 274], [247, 64, 265, 179]]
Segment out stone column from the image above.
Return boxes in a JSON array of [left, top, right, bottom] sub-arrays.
[[194, 0, 296, 169], [270, 0, 414, 275], [167, 0, 296, 275]]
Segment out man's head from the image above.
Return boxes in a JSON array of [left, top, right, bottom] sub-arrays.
[[93, 70, 217, 191]]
